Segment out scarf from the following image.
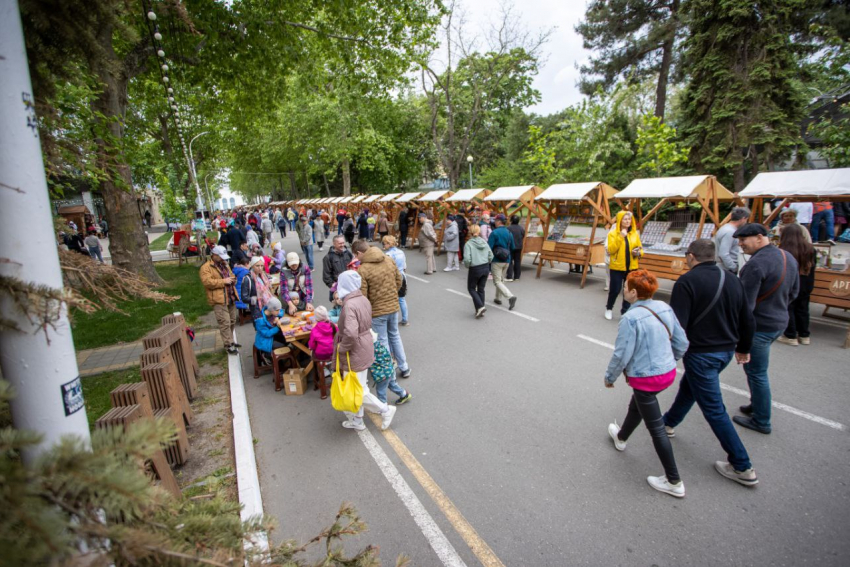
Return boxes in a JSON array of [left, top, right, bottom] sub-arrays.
[[254, 271, 273, 311]]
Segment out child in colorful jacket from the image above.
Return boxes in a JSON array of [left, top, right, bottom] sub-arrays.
[[369, 330, 411, 405]]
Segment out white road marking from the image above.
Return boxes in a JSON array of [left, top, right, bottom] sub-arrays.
[[445, 289, 540, 322], [406, 274, 431, 284], [357, 427, 467, 567], [576, 334, 847, 432]]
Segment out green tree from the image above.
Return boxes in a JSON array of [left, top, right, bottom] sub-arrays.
[[576, 0, 684, 119], [635, 114, 690, 176], [678, 0, 810, 190]]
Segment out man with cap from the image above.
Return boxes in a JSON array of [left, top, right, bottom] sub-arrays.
[[280, 252, 314, 315], [297, 214, 314, 270], [323, 235, 353, 301], [442, 214, 460, 271], [488, 214, 517, 310], [200, 246, 241, 355], [714, 206, 750, 274], [733, 223, 799, 434], [418, 212, 438, 275]]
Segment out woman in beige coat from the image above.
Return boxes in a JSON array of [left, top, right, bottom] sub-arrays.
[[418, 212, 438, 275], [333, 270, 397, 431]]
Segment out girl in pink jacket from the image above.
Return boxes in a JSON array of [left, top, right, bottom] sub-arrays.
[[308, 306, 336, 361]]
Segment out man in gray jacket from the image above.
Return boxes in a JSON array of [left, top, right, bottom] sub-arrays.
[[714, 207, 750, 274], [733, 223, 799, 434]]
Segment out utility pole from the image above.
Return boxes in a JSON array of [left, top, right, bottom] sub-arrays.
[[0, 0, 91, 462], [188, 131, 209, 214]]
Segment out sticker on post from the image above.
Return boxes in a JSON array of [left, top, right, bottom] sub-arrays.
[[61, 377, 85, 416]]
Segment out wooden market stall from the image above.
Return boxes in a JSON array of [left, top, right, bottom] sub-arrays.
[[58, 204, 95, 233], [534, 182, 618, 287], [412, 190, 454, 249], [390, 192, 422, 241], [616, 175, 735, 282], [739, 168, 850, 348], [483, 185, 546, 255]]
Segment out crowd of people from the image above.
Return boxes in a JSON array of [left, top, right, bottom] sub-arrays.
[[198, 200, 831, 498]]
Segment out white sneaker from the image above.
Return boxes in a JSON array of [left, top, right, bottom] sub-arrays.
[[799, 337, 810, 345], [381, 406, 397, 430], [443, 267, 453, 272], [604, 309, 613, 320], [475, 307, 486, 318], [714, 461, 759, 487], [604, 285, 609, 291], [776, 335, 799, 346], [647, 475, 685, 498], [452, 267, 461, 271], [608, 422, 626, 451], [665, 426, 675, 438], [342, 420, 365, 431]]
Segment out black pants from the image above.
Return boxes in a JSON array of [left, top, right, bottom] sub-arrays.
[[467, 264, 489, 310], [606, 269, 632, 313], [506, 249, 523, 280], [786, 270, 814, 339], [619, 389, 681, 483], [400, 226, 409, 247], [278, 224, 286, 237]]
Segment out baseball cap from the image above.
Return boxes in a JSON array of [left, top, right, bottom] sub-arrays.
[[495, 214, 507, 222], [732, 223, 768, 238], [211, 245, 229, 259]]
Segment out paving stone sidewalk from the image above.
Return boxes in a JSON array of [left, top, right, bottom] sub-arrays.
[[76, 329, 223, 377]]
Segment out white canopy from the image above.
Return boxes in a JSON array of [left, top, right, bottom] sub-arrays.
[[418, 190, 451, 202], [484, 186, 539, 202], [379, 193, 403, 202], [363, 195, 382, 203], [338, 196, 356, 203], [350, 195, 367, 203], [447, 188, 489, 202], [536, 182, 617, 201], [617, 175, 734, 200], [739, 168, 850, 198], [396, 192, 422, 203]]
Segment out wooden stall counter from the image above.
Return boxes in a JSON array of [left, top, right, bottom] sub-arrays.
[[541, 239, 606, 268], [812, 267, 850, 348], [639, 251, 691, 282]]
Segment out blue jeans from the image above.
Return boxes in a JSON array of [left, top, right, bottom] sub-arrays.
[[399, 296, 408, 324], [743, 331, 781, 429], [289, 220, 296, 230], [664, 351, 752, 471], [372, 311, 409, 372], [374, 375, 406, 403], [301, 244, 314, 270], [88, 246, 103, 263], [810, 209, 834, 241]]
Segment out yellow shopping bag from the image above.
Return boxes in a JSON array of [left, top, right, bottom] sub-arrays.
[[330, 352, 363, 413]]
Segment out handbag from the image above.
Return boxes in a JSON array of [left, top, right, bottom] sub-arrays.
[[330, 352, 363, 413], [493, 246, 510, 262], [398, 274, 408, 298]]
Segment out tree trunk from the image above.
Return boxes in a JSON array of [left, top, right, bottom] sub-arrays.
[[92, 26, 162, 284], [733, 162, 746, 192], [323, 173, 331, 197], [654, 0, 680, 120], [341, 158, 351, 196], [288, 172, 299, 199]]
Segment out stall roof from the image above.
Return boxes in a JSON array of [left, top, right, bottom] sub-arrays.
[[536, 182, 618, 201], [738, 168, 850, 199], [363, 194, 382, 203], [338, 196, 356, 203], [617, 175, 734, 200], [484, 185, 541, 202], [446, 188, 490, 202], [418, 190, 452, 202], [379, 193, 403, 202], [350, 195, 367, 203], [58, 205, 90, 215], [396, 192, 423, 203]]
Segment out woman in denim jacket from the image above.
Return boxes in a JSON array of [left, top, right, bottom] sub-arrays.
[[604, 270, 689, 498]]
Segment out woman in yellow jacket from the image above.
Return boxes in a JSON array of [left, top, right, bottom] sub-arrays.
[[605, 210, 643, 319]]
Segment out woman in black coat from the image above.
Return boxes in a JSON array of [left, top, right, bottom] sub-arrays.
[[356, 211, 370, 240]]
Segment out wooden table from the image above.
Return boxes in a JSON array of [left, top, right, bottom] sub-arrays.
[[538, 239, 606, 287], [277, 311, 315, 376], [812, 267, 850, 348]]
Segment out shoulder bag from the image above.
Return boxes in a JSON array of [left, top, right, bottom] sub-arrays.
[[691, 266, 726, 326], [756, 250, 787, 304], [637, 305, 672, 341]]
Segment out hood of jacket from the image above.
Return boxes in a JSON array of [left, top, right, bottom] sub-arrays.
[[468, 236, 490, 250], [615, 210, 637, 235], [360, 246, 386, 264]]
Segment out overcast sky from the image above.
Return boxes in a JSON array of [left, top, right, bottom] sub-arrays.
[[451, 0, 591, 116]]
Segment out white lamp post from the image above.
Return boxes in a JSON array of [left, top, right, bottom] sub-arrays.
[[188, 131, 209, 213], [467, 155, 474, 188]]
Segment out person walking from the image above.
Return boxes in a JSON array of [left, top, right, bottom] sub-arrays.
[[276, 212, 287, 238], [333, 270, 397, 431], [605, 210, 643, 320], [85, 231, 104, 263], [357, 210, 370, 241], [506, 214, 526, 281], [99, 218, 109, 238], [418, 213, 438, 275], [336, 209, 346, 235], [733, 223, 799, 434], [200, 246, 241, 355], [287, 208, 296, 231], [352, 240, 412, 379], [314, 216, 326, 251], [463, 224, 494, 318], [323, 235, 353, 302], [261, 214, 273, 247], [383, 235, 410, 326], [297, 214, 314, 270], [661, 240, 758, 487], [442, 215, 460, 271], [777, 224, 816, 346], [377, 211, 390, 241], [714, 206, 750, 274], [455, 212, 469, 261], [488, 214, 517, 310], [399, 207, 410, 248], [604, 270, 689, 498], [342, 213, 356, 246], [479, 213, 492, 242]]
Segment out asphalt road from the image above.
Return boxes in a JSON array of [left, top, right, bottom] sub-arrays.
[[238, 230, 850, 567]]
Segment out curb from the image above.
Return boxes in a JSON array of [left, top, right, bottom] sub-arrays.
[[227, 345, 270, 556]]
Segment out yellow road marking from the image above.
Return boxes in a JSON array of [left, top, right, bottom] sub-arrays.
[[368, 413, 505, 567]]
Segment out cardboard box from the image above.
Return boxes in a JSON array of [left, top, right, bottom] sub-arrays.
[[284, 369, 307, 396]]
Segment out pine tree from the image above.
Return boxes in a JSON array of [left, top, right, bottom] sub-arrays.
[[576, 0, 684, 118], [678, 0, 809, 190]]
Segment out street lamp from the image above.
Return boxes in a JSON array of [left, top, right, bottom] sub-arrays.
[[467, 155, 474, 188], [204, 173, 215, 212], [188, 131, 209, 214]]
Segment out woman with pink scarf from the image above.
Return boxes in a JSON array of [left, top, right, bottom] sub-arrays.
[[240, 256, 275, 321]]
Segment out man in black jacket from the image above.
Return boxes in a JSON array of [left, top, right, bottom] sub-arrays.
[[322, 235, 353, 301], [662, 239, 758, 486], [734, 223, 798, 434], [506, 215, 526, 281]]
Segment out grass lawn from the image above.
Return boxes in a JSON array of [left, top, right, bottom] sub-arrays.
[[71, 262, 212, 350], [81, 352, 225, 430], [148, 231, 173, 251]]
